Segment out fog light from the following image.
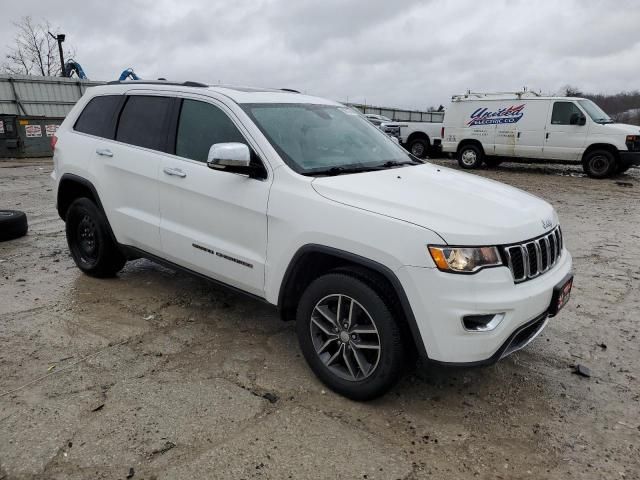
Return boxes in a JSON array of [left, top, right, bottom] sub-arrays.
[[462, 313, 505, 332]]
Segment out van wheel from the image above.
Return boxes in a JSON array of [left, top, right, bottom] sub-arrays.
[[458, 144, 483, 169], [296, 272, 404, 401], [484, 158, 502, 168], [583, 150, 616, 178], [65, 198, 126, 277], [409, 139, 428, 158]]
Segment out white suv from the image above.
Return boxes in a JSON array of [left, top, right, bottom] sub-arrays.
[[52, 81, 573, 400]]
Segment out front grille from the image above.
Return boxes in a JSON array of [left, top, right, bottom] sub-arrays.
[[502, 227, 563, 283]]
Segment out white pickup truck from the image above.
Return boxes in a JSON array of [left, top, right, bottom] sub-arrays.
[[381, 121, 443, 158]]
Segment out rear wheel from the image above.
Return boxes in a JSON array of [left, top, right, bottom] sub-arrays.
[[65, 198, 126, 277], [457, 144, 483, 169], [296, 272, 405, 400], [409, 138, 429, 158], [582, 149, 616, 178]]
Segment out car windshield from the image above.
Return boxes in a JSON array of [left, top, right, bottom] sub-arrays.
[[578, 99, 614, 124], [242, 103, 415, 175]]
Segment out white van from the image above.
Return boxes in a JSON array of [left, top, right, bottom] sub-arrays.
[[442, 92, 640, 178]]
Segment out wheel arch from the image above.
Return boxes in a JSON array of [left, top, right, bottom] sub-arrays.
[[277, 244, 429, 359], [57, 173, 104, 220], [406, 131, 430, 146], [582, 143, 620, 162], [457, 138, 485, 155]]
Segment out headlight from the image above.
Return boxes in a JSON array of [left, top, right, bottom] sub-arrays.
[[428, 246, 503, 273]]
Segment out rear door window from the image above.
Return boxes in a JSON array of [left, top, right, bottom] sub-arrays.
[[116, 95, 173, 151], [74, 95, 122, 138], [175, 99, 246, 162]]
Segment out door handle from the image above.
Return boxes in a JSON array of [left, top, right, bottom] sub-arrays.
[[96, 148, 113, 157], [517, 132, 521, 138], [163, 167, 187, 178], [545, 132, 550, 139]]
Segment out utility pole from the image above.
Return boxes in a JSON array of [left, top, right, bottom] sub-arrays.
[[48, 32, 66, 77]]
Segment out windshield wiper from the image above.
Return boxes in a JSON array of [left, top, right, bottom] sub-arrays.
[[306, 165, 384, 176], [379, 160, 420, 168]]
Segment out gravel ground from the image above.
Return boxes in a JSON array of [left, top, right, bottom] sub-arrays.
[[0, 157, 638, 480]]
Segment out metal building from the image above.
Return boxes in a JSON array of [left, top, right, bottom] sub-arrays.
[[0, 75, 104, 158]]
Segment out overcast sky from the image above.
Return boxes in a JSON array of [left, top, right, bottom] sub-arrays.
[[1, 0, 638, 110]]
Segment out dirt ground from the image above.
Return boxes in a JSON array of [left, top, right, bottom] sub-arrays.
[[0, 157, 638, 480]]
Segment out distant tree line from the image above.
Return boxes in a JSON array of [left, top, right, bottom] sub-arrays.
[[563, 85, 640, 125]]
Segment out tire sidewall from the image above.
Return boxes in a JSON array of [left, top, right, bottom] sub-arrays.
[[296, 273, 403, 400], [0, 210, 28, 241], [584, 150, 615, 178], [65, 199, 108, 272], [458, 144, 483, 169], [410, 139, 428, 158]]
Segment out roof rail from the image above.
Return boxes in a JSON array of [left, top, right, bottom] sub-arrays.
[[106, 80, 209, 87], [280, 88, 300, 93], [452, 90, 542, 101]]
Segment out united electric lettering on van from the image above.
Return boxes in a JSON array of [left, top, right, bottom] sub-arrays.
[[467, 104, 525, 126]]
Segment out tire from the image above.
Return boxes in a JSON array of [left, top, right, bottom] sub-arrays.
[[296, 272, 405, 401], [457, 144, 483, 169], [582, 149, 616, 178], [0, 210, 28, 241], [65, 198, 126, 277], [484, 158, 502, 168], [409, 138, 428, 159]]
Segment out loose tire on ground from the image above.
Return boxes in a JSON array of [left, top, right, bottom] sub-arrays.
[[0, 210, 28, 241], [582, 149, 616, 178], [457, 144, 484, 169], [296, 272, 405, 401], [409, 139, 429, 159], [65, 198, 126, 277]]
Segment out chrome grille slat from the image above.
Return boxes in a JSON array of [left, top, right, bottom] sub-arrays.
[[503, 226, 562, 284]]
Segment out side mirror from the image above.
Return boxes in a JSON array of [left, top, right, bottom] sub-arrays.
[[207, 142, 250, 169], [390, 136, 400, 144], [570, 113, 586, 126]]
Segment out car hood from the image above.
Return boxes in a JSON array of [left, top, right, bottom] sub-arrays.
[[311, 163, 558, 245], [591, 122, 640, 135]]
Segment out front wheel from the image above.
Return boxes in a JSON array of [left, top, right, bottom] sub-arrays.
[[296, 273, 405, 400], [457, 144, 483, 169], [66, 198, 126, 277], [582, 150, 616, 178]]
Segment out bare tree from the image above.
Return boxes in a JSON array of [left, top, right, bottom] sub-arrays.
[[2, 16, 75, 76]]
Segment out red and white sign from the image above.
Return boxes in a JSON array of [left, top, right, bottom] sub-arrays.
[[45, 124, 59, 137], [25, 124, 42, 138]]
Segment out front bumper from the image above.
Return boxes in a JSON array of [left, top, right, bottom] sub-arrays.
[[397, 249, 572, 364], [620, 150, 640, 166]]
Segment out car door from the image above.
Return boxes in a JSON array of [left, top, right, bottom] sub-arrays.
[[158, 97, 271, 297], [514, 100, 550, 159], [88, 93, 171, 255], [543, 101, 588, 160]]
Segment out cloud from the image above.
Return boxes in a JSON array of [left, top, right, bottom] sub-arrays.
[[1, 0, 638, 109]]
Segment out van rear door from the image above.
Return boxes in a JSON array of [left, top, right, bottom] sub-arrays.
[[543, 101, 588, 160]]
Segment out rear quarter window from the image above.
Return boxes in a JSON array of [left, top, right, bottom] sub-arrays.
[[74, 95, 122, 138]]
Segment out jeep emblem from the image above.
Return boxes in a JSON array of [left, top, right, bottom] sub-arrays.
[[542, 219, 553, 229]]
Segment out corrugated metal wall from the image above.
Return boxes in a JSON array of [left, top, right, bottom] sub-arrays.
[[0, 75, 105, 117]]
